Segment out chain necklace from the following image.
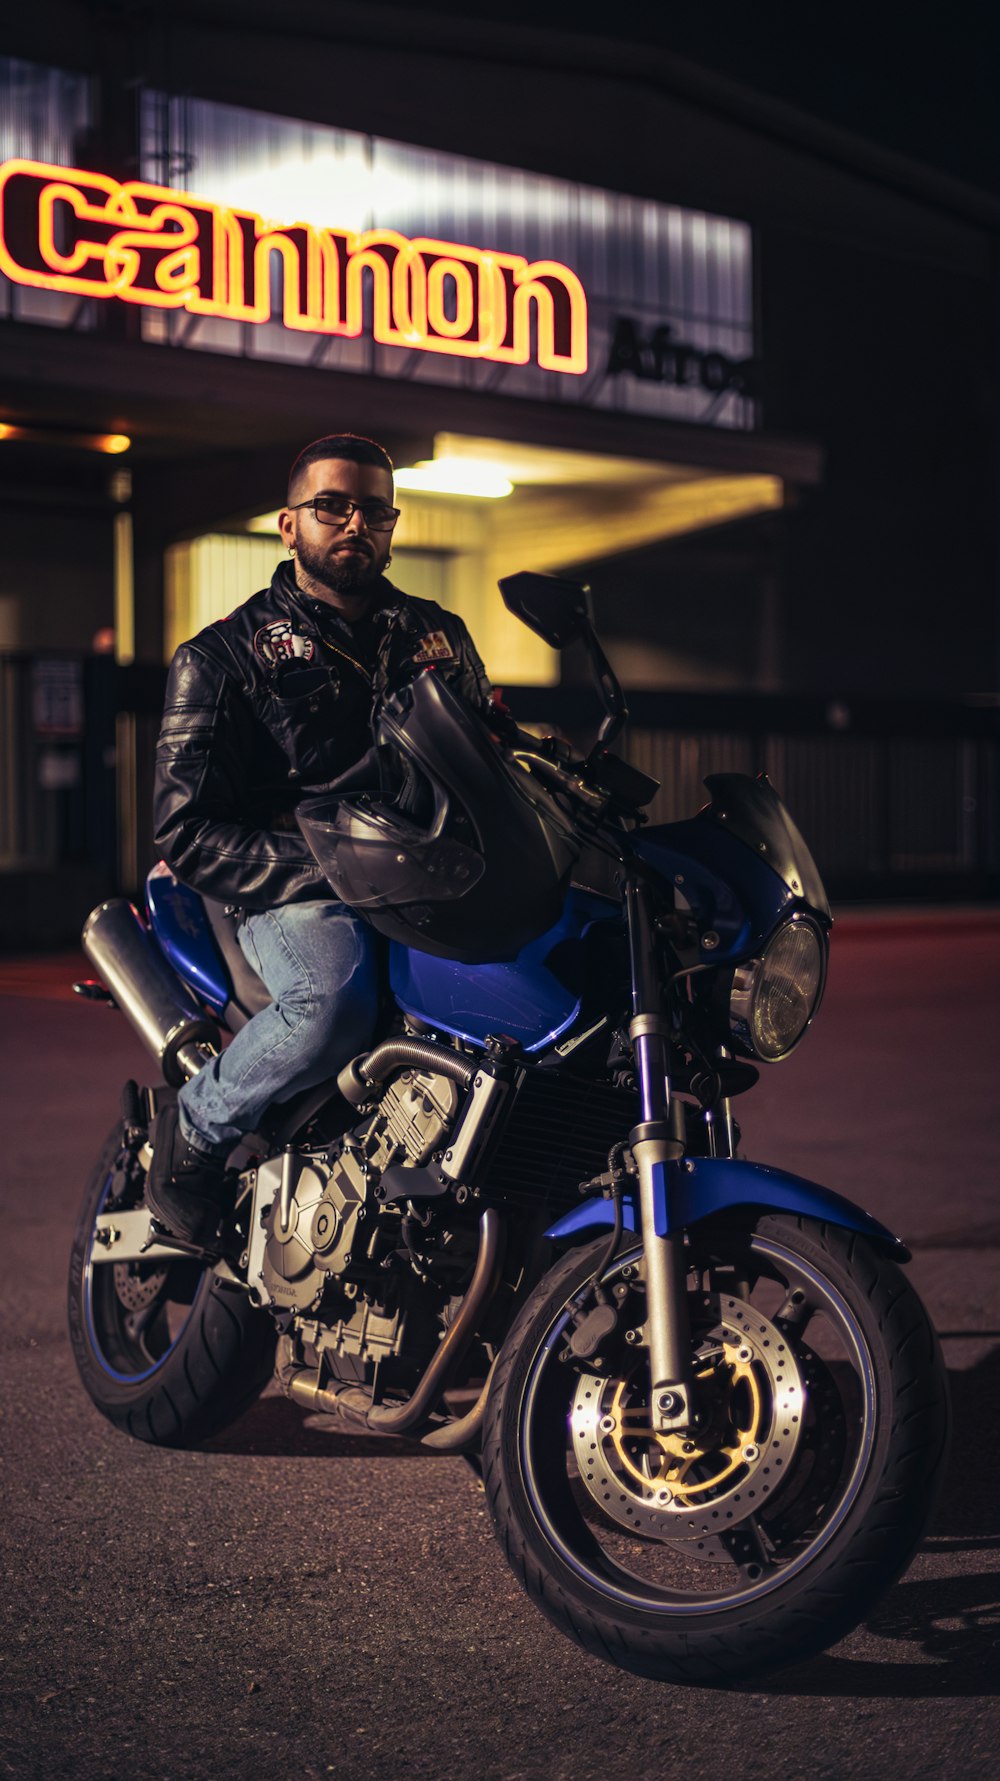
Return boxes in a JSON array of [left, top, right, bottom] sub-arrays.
[[317, 635, 373, 685]]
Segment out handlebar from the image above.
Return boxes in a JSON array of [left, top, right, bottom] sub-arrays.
[[511, 742, 609, 815], [509, 728, 659, 823]]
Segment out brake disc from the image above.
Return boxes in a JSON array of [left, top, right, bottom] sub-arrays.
[[570, 1292, 806, 1541], [113, 1261, 169, 1312]]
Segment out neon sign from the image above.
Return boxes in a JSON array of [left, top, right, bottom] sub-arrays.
[[0, 158, 588, 374]]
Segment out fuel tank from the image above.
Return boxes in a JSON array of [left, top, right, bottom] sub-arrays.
[[146, 863, 623, 1057], [388, 885, 622, 1053]]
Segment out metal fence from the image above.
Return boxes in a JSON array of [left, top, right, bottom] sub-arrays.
[[1, 657, 997, 932], [0, 653, 100, 871], [506, 686, 1000, 901], [0, 654, 159, 944]]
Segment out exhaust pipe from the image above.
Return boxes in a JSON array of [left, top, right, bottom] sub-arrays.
[[277, 1209, 505, 1438], [367, 1208, 503, 1433], [81, 899, 220, 1086]]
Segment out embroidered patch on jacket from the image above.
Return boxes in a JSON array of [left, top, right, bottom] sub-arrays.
[[254, 621, 316, 666], [412, 630, 456, 665]]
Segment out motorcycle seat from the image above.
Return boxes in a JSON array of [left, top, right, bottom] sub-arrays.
[[202, 899, 272, 1030]]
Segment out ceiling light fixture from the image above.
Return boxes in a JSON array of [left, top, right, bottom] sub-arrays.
[[393, 457, 514, 499], [0, 423, 131, 454]]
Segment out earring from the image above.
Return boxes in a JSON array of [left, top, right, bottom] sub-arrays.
[[288, 545, 296, 557]]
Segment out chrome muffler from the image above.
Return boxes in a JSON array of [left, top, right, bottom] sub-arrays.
[[81, 898, 220, 1085]]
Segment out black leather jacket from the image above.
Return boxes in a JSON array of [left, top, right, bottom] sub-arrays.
[[153, 561, 493, 909]]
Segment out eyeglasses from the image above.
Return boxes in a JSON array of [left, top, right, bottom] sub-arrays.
[[288, 495, 400, 531]]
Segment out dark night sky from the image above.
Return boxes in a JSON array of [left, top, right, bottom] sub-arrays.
[[421, 0, 1000, 199]]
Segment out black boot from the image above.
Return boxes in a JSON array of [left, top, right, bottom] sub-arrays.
[[145, 1104, 230, 1245]]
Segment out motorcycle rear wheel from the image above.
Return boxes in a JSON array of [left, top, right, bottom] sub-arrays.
[[483, 1213, 949, 1685], [68, 1116, 275, 1447]]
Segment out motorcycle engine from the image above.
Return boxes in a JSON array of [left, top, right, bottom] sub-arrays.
[[244, 1065, 461, 1315]]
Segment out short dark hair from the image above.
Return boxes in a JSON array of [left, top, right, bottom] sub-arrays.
[[288, 433, 394, 500]]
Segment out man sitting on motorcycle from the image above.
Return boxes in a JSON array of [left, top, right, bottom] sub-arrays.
[[147, 432, 493, 1244]]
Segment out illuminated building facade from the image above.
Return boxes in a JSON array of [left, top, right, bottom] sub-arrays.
[[0, 5, 997, 933]]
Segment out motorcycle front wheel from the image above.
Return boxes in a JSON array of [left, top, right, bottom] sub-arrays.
[[483, 1213, 949, 1685], [68, 1114, 275, 1446]]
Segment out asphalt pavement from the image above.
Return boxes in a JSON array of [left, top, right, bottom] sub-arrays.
[[1, 910, 999, 1780]]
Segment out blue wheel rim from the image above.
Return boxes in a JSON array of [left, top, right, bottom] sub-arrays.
[[518, 1233, 877, 1614], [83, 1168, 204, 1384]]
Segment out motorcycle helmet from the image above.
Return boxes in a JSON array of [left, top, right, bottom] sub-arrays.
[[296, 670, 581, 962]]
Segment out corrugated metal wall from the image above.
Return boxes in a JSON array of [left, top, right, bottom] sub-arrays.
[[137, 90, 754, 428], [0, 56, 93, 329], [627, 728, 991, 887], [164, 534, 285, 655]]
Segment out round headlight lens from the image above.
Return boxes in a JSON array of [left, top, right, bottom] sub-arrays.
[[729, 920, 825, 1062]]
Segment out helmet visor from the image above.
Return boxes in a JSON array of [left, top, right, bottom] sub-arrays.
[[297, 799, 485, 909]]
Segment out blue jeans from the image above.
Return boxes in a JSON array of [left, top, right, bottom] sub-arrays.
[[178, 900, 380, 1154]]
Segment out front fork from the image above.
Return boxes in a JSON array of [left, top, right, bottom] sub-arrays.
[[624, 875, 699, 1436]]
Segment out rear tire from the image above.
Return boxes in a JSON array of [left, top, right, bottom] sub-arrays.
[[483, 1214, 950, 1685], [68, 1116, 275, 1447]]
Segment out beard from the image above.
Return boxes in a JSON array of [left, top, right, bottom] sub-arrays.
[[295, 534, 385, 595]]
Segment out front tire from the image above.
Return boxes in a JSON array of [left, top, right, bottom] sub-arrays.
[[68, 1116, 275, 1447], [483, 1214, 949, 1685]]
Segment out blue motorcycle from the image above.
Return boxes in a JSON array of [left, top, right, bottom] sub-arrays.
[[68, 572, 948, 1684]]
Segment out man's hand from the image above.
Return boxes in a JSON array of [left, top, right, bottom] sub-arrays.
[[303, 743, 433, 824]]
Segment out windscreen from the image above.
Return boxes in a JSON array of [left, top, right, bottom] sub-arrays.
[[702, 774, 831, 917]]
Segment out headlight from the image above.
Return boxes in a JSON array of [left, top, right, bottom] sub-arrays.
[[728, 918, 826, 1062]]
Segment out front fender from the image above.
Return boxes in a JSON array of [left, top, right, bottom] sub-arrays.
[[545, 1156, 910, 1262]]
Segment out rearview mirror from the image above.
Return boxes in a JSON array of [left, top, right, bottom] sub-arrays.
[[498, 569, 629, 755], [498, 572, 591, 649]]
